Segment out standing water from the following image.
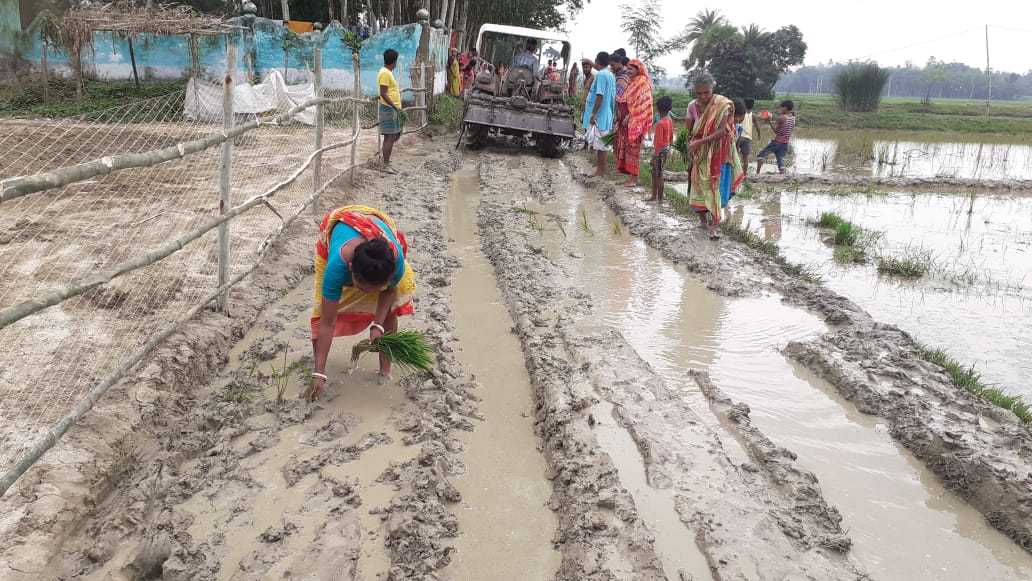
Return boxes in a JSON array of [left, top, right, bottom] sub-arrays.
[[520, 164, 1032, 579], [716, 189, 1032, 399]]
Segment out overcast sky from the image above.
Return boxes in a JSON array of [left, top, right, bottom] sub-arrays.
[[564, 0, 1032, 78]]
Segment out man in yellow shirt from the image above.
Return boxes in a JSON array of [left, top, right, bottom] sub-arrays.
[[378, 48, 403, 174]]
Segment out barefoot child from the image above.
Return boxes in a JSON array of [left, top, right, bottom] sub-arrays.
[[649, 96, 674, 203], [756, 99, 796, 174]]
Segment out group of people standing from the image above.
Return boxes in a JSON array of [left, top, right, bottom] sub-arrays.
[[576, 49, 797, 240]]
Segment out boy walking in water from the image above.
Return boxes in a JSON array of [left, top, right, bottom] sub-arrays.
[[649, 96, 674, 204], [755, 99, 795, 174]]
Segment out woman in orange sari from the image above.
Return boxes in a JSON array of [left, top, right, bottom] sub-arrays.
[[615, 59, 653, 187]]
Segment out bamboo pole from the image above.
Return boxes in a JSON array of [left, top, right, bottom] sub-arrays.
[[217, 44, 237, 312], [128, 36, 140, 88], [0, 156, 359, 498], [350, 51, 360, 185], [0, 97, 334, 203], [313, 47, 324, 213], [0, 135, 363, 333]]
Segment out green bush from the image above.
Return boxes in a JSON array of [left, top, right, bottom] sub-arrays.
[[834, 63, 892, 113]]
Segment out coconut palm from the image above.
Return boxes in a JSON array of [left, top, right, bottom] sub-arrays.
[[684, 9, 728, 69]]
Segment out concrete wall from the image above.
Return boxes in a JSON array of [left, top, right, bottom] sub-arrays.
[[1, 16, 449, 96]]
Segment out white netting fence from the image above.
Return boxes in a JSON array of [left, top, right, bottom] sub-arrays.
[[0, 56, 431, 494]]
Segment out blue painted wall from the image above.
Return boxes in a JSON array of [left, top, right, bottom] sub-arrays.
[[2, 16, 448, 96]]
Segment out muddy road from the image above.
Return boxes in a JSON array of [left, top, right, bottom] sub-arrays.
[[2, 133, 1031, 580]]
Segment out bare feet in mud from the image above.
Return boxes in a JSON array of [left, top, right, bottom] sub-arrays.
[[622, 180, 637, 187]]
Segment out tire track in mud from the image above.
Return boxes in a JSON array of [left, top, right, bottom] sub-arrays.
[[576, 160, 1032, 556], [473, 153, 867, 580]]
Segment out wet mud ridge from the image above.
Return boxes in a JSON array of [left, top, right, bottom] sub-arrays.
[[577, 161, 1032, 554], [475, 155, 867, 580], [662, 170, 1032, 193], [1, 142, 481, 579]]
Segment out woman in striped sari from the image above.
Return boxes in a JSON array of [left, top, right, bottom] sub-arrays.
[[615, 59, 654, 187], [308, 205, 416, 401], [687, 72, 743, 239]]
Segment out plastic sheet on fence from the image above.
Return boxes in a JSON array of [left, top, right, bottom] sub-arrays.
[[184, 69, 316, 125]]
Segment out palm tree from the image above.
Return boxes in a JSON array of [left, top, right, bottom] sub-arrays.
[[684, 9, 728, 69]]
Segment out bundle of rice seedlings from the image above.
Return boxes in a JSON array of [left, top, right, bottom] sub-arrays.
[[350, 330, 435, 374], [600, 131, 617, 147]]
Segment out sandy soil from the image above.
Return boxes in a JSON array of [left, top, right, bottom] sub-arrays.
[[1, 129, 1029, 579]]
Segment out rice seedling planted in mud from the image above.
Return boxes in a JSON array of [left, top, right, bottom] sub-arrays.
[[877, 247, 933, 279], [351, 330, 435, 375], [918, 345, 1031, 426], [579, 209, 593, 235]]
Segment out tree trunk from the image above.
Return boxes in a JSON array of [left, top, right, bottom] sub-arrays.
[[341, 0, 347, 25], [280, 0, 290, 22], [41, 40, 49, 105], [128, 36, 140, 88], [74, 44, 83, 114], [328, 0, 335, 23], [387, 0, 395, 27], [456, 0, 467, 49], [445, 0, 455, 30]]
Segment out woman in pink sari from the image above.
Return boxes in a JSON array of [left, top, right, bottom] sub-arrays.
[[615, 59, 653, 187]]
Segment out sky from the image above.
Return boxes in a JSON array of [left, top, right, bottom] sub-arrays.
[[563, 0, 1032, 79]]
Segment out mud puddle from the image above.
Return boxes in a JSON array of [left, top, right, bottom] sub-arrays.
[[438, 165, 561, 578], [529, 169, 1032, 579], [714, 189, 1032, 399]]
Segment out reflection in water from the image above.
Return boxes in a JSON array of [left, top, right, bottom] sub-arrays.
[[773, 130, 1032, 180], [732, 190, 1032, 398], [523, 169, 1032, 579]]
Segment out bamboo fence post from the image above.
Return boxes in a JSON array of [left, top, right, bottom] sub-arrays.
[[350, 51, 360, 185], [217, 44, 237, 312], [417, 63, 427, 130], [313, 47, 324, 212]]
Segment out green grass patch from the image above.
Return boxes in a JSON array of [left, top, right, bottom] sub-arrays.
[[814, 212, 845, 229], [430, 94, 464, 130], [876, 248, 933, 278], [918, 345, 1031, 426], [0, 77, 187, 121], [833, 245, 867, 264]]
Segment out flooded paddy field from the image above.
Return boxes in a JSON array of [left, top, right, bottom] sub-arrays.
[[780, 129, 1032, 181], [2, 131, 1031, 580]]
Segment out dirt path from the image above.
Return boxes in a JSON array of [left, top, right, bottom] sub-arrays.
[[2, 132, 1030, 579]]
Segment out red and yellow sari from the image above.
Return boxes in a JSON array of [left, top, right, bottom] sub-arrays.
[[311, 205, 416, 339], [615, 60, 653, 177], [688, 95, 744, 223]]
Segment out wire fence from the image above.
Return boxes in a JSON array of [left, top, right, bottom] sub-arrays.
[[0, 47, 433, 495]]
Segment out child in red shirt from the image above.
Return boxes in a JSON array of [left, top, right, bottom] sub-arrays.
[[649, 95, 674, 204]]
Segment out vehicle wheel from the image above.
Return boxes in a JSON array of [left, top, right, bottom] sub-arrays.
[[466, 123, 488, 149], [534, 134, 560, 158]]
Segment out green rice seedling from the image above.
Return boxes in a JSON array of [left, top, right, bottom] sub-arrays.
[[351, 330, 435, 375], [812, 212, 845, 229], [833, 221, 860, 246], [579, 209, 593, 235], [917, 344, 1030, 427], [613, 220, 622, 235], [600, 131, 617, 148], [548, 214, 568, 238], [269, 352, 292, 403], [877, 246, 933, 279]]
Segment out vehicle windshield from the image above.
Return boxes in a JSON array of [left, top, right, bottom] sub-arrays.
[[479, 32, 570, 81]]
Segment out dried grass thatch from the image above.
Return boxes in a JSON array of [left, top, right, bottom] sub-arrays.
[[59, 1, 225, 44]]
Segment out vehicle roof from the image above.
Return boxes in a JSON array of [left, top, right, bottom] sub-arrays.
[[477, 24, 571, 45]]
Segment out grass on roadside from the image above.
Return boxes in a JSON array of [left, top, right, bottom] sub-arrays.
[[918, 345, 1031, 426], [0, 77, 187, 121], [430, 94, 464, 130]]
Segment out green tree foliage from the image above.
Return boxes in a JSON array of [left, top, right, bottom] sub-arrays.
[[834, 63, 891, 112], [618, 0, 686, 78], [777, 59, 1032, 101], [681, 12, 806, 99]]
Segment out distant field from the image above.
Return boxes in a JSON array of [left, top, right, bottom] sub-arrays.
[[654, 90, 1032, 136]]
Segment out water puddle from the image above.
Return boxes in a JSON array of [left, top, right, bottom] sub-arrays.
[[519, 167, 1032, 579], [781, 129, 1032, 180], [716, 189, 1032, 399], [438, 164, 561, 579]]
